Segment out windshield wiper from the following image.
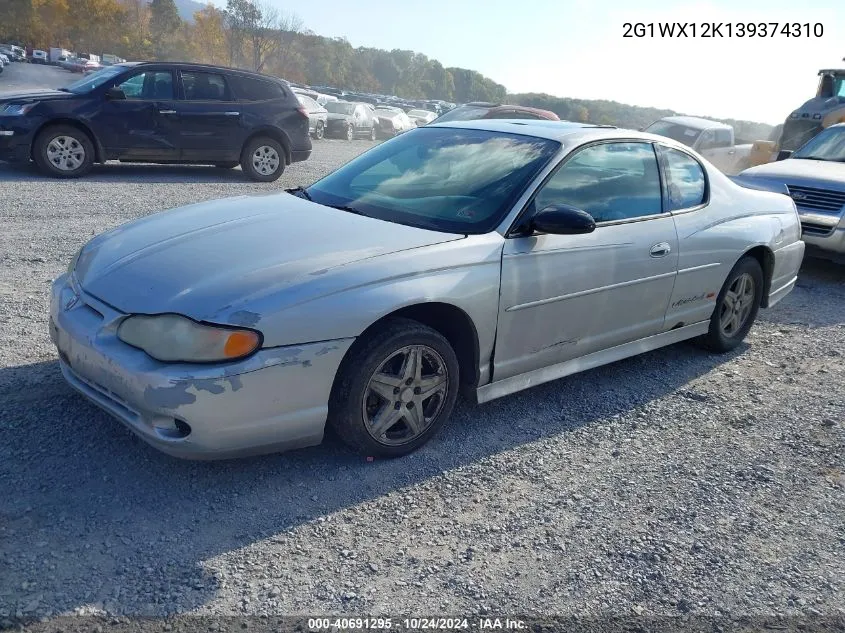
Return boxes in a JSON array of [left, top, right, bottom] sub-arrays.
[[285, 186, 312, 201], [325, 203, 369, 217]]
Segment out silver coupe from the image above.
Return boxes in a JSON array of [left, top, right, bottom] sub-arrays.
[[50, 120, 805, 459]]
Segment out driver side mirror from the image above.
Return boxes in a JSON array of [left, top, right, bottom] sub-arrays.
[[105, 87, 126, 100], [531, 204, 596, 235]]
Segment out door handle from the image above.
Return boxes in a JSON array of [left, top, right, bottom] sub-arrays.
[[650, 242, 671, 258], [159, 110, 177, 115], [223, 111, 240, 117]]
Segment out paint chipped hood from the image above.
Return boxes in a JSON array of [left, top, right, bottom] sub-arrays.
[[74, 192, 463, 323]]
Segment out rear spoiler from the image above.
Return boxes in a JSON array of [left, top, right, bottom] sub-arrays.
[[728, 175, 789, 195]]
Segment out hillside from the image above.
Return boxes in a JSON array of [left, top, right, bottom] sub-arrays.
[[507, 93, 774, 143], [174, 0, 206, 21]]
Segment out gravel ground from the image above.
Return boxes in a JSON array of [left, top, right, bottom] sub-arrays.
[[1, 68, 844, 626]]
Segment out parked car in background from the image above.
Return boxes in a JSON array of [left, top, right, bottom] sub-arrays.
[[324, 100, 378, 140], [49, 47, 71, 64], [644, 116, 753, 175], [30, 50, 49, 64], [82, 60, 104, 74], [374, 107, 415, 137], [48, 120, 804, 460], [407, 109, 438, 126], [0, 61, 311, 181], [296, 92, 328, 139], [101, 54, 126, 66], [735, 123, 845, 263], [434, 102, 560, 123], [0, 46, 23, 62]]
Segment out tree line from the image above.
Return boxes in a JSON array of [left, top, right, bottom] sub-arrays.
[[1, 0, 771, 135]]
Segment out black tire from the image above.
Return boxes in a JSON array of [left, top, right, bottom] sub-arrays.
[[214, 161, 239, 169], [314, 121, 324, 140], [696, 256, 763, 352], [345, 124, 354, 141], [369, 126, 377, 141], [328, 317, 460, 458], [240, 136, 285, 182], [33, 125, 95, 178]]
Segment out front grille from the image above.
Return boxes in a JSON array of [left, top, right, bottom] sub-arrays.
[[787, 185, 845, 214], [779, 119, 823, 151], [801, 222, 836, 237]]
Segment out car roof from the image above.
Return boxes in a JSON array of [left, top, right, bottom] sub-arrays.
[[116, 61, 288, 82], [428, 119, 695, 147], [659, 115, 730, 130]]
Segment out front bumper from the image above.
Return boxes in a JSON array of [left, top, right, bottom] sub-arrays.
[[0, 122, 34, 162], [802, 226, 845, 261], [49, 274, 354, 459]]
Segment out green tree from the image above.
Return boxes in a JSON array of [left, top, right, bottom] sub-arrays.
[[148, 0, 183, 60]]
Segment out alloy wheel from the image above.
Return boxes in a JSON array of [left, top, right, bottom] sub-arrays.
[[251, 145, 280, 176], [362, 345, 449, 446], [719, 272, 755, 336]]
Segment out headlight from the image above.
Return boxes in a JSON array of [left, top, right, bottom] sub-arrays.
[[117, 314, 262, 363], [1, 103, 38, 116]]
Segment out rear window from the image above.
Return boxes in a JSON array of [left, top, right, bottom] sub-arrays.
[[229, 74, 286, 101], [433, 105, 492, 122]]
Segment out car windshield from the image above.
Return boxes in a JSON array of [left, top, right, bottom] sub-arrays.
[[305, 127, 560, 234], [63, 65, 126, 94], [793, 126, 845, 162], [326, 102, 355, 115], [644, 121, 703, 147], [433, 105, 493, 122]]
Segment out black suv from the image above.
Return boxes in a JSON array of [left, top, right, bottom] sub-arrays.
[[0, 62, 311, 181]]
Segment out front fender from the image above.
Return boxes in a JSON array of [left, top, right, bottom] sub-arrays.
[[226, 233, 506, 372]]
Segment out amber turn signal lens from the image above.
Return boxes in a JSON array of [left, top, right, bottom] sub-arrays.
[[224, 331, 260, 358]]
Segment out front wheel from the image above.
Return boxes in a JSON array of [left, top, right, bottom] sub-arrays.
[[369, 126, 377, 141], [240, 137, 285, 182], [346, 124, 354, 141], [33, 125, 95, 178], [314, 121, 324, 140], [328, 318, 460, 458], [696, 256, 763, 352]]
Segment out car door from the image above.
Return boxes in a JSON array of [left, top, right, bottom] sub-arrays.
[[175, 69, 245, 162], [92, 67, 180, 160], [494, 141, 680, 381]]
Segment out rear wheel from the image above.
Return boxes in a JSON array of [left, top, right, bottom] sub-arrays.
[[33, 125, 95, 178], [696, 256, 763, 352], [328, 318, 460, 458], [240, 136, 285, 182], [369, 126, 377, 141]]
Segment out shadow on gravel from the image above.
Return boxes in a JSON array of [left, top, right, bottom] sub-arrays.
[[0, 162, 254, 184], [762, 257, 845, 328], [0, 332, 741, 618]]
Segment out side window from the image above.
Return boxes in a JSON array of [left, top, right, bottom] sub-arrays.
[[297, 95, 318, 110], [698, 129, 716, 150], [533, 142, 663, 223], [714, 129, 732, 148], [117, 71, 173, 100], [182, 71, 231, 101], [228, 74, 285, 101], [659, 146, 707, 211]]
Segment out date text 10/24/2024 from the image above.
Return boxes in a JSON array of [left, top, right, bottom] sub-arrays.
[[623, 22, 823, 38], [308, 618, 527, 630]]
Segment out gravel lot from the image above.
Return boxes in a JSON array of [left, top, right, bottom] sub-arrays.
[[1, 64, 844, 626]]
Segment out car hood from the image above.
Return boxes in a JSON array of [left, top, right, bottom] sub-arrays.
[[75, 192, 463, 322], [0, 89, 75, 104], [740, 158, 845, 191]]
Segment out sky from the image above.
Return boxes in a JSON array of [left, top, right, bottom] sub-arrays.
[[209, 0, 843, 124]]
